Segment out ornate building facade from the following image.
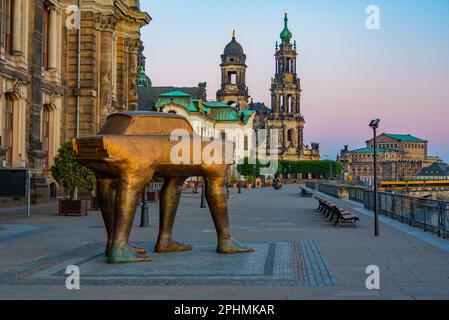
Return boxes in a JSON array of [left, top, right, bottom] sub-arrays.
[[216, 31, 249, 110], [0, 0, 149, 202], [338, 133, 442, 184], [61, 0, 150, 141], [253, 14, 320, 161]]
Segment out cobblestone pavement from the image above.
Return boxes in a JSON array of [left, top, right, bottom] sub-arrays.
[[1, 185, 449, 300]]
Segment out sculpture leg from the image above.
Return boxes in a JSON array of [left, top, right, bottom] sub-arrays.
[[204, 176, 254, 254], [96, 176, 117, 257], [155, 177, 192, 253], [108, 175, 152, 264], [97, 176, 147, 257]]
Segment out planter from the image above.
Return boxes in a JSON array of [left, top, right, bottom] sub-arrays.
[[232, 183, 238, 189], [246, 184, 253, 189], [59, 199, 88, 216]]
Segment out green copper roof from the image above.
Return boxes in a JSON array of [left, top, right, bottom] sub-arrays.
[[203, 101, 230, 108], [159, 91, 191, 98], [280, 13, 292, 45], [350, 148, 397, 153], [384, 134, 426, 142], [155, 95, 197, 112]]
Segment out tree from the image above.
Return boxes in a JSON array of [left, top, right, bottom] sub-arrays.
[[50, 142, 96, 199]]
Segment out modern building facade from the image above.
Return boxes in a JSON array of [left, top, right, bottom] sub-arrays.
[[0, 0, 150, 201]]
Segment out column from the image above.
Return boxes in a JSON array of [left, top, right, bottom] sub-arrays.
[[98, 16, 116, 119], [12, 0, 22, 54], [48, 7, 58, 70]]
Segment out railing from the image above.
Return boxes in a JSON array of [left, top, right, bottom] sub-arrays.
[[305, 182, 316, 190], [311, 183, 449, 239], [149, 182, 163, 191]]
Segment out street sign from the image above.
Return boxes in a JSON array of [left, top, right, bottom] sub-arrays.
[[0, 168, 30, 217], [0, 169, 28, 197]]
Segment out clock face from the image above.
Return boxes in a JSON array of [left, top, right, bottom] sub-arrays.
[[284, 74, 293, 83]]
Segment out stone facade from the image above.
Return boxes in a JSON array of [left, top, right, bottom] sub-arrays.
[[253, 14, 320, 161], [0, 0, 66, 202], [216, 31, 249, 110], [60, 0, 150, 140], [338, 133, 441, 184], [0, 0, 149, 202]]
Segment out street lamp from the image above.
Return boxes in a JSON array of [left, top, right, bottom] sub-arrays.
[[200, 177, 206, 208], [140, 185, 149, 227], [369, 118, 380, 237]]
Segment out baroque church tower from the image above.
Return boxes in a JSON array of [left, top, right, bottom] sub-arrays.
[[255, 13, 320, 161], [216, 31, 249, 110]]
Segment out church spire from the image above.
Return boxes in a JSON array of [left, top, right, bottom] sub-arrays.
[[232, 29, 236, 40], [280, 12, 293, 45]]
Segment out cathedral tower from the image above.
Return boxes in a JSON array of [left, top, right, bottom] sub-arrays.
[[257, 13, 320, 162], [217, 31, 249, 110]]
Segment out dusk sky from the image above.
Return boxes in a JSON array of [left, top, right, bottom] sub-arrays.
[[139, 0, 449, 162]]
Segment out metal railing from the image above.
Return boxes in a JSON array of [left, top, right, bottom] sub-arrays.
[[313, 183, 449, 239]]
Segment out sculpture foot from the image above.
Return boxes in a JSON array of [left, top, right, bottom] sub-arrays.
[[155, 238, 192, 253], [217, 238, 255, 254], [105, 242, 146, 257], [107, 243, 152, 264]]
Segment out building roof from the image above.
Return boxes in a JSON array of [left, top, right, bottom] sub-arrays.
[[159, 90, 191, 98], [223, 32, 245, 57], [350, 147, 397, 153], [154, 91, 255, 125], [155, 91, 197, 112], [383, 134, 426, 142], [280, 13, 293, 45], [138, 84, 207, 111], [418, 163, 449, 176]]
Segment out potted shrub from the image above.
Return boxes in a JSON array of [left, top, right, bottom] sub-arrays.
[[230, 176, 238, 188], [246, 176, 255, 189], [51, 142, 96, 216]]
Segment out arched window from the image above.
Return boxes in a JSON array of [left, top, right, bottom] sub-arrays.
[[168, 110, 177, 114], [287, 129, 293, 143], [228, 101, 238, 109], [287, 96, 293, 113], [228, 72, 237, 85]]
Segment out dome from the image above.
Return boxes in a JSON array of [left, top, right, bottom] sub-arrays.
[[223, 31, 244, 57], [280, 13, 292, 44]]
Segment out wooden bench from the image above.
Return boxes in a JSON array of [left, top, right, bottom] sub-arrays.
[[300, 187, 313, 198], [333, 207, 360, 227], [314, 196, 359, 228]]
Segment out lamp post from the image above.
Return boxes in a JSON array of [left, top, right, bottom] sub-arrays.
[[238, 171, 242, 194], [200, 177, 206, 208], [369, 118, 380, 237], [140, 185, 149, 227]]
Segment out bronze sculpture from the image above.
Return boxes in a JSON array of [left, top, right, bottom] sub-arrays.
[[73, 112, 254, 264]]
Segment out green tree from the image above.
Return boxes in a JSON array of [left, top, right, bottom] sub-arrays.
[[50, 142, 96, 198]]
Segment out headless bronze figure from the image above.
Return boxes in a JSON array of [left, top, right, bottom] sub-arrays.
[[73, 112, 253, 264]]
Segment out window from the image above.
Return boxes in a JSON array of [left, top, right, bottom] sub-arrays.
[[4, 94, 14, 166], [287, 129, 293, 143], [42, 4, 50, 69], [244, 136, 248, 151], [229, 72, 237, 85], [1, 0, 14, 53], [42, 105, 50, 168], [287, 96, 293, 113]]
